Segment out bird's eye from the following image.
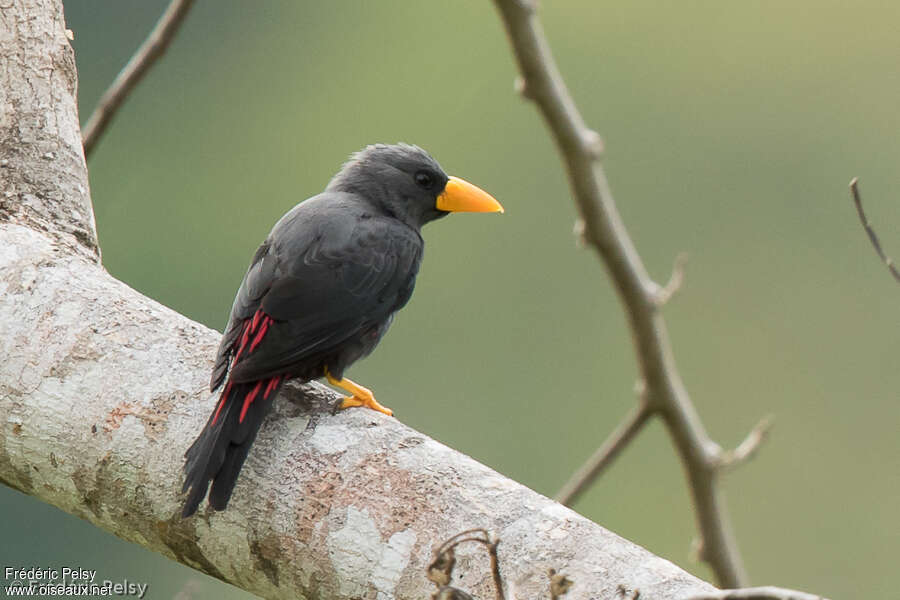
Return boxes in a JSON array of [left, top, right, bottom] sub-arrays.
[[414, 171, 433, 189]]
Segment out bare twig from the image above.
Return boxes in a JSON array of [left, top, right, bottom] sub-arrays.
[[429, 530, 505, 600], [849, 177, 900, 282], [487, 539, 504, 600], [81, 0, 196, 158], [653, 252, 689, 306], [427, 546, 456, 587], [492, 0, 756, 587], [717, 416, 774, 471], [685, 586, 829, 600], [555, 402, 653, 505], [433, 529, 491, 558]]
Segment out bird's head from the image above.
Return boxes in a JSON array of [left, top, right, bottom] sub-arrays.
[[326, 143, 503, 229]]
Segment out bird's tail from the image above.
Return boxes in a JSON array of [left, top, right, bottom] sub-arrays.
[[181, 375, 285, 517]]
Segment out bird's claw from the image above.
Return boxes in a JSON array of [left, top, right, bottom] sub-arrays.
[[340, 394, 393, 416]]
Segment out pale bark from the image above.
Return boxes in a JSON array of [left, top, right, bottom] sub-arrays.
[[0, 0, 99, 262], [0, 1, 719, 598]]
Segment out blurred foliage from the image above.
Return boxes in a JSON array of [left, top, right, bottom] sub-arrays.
[[2, 1, 898, 598]]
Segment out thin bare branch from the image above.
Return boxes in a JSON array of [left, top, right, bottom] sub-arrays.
[[434, 529, 491, 558], [81, 0, 196, 158], [555, 402, 653, 505], [716, 416, 774, 472], [492, 0, 755, 587], [849, 177, 900, 283], [487, 539, 505, 600], [429, 530, 505, 600], [685, 586, 829, 600], [653, 252, 689, 306]]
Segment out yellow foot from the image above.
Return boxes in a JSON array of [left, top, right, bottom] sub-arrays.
[[339, 394, 394, 416], [326, 370, 394, 416]]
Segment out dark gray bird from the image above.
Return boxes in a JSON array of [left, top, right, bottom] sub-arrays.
[[181, 143, 503, 517]]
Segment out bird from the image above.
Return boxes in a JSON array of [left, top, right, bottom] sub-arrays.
[[181, 143, 503, 517]]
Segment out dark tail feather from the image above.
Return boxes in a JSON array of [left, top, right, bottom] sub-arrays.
[[181, 376, 284, 517]]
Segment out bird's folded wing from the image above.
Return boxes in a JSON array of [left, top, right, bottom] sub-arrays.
[[214, 215, 421, 387]]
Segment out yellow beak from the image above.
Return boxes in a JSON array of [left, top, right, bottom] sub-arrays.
[[436, 176, 504, 214]]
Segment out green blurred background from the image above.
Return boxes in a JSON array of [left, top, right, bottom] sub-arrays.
[[2, 1, 898, 598]]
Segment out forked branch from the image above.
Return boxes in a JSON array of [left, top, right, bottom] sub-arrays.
[[491, 0, 769, 587]]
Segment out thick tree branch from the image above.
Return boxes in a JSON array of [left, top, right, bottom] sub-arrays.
[[0, 0, 99, 262], [81, 0, 196, 158], [0, 241, 717, 599], [0, 1, 725, 599], [492, 0, 761, 588]]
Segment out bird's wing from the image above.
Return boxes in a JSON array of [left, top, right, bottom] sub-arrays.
[[210, 241, 278, 390], [213, 209, 422, 388]]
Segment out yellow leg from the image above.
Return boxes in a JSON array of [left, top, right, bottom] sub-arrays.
[[325, 369, 393, 416]]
